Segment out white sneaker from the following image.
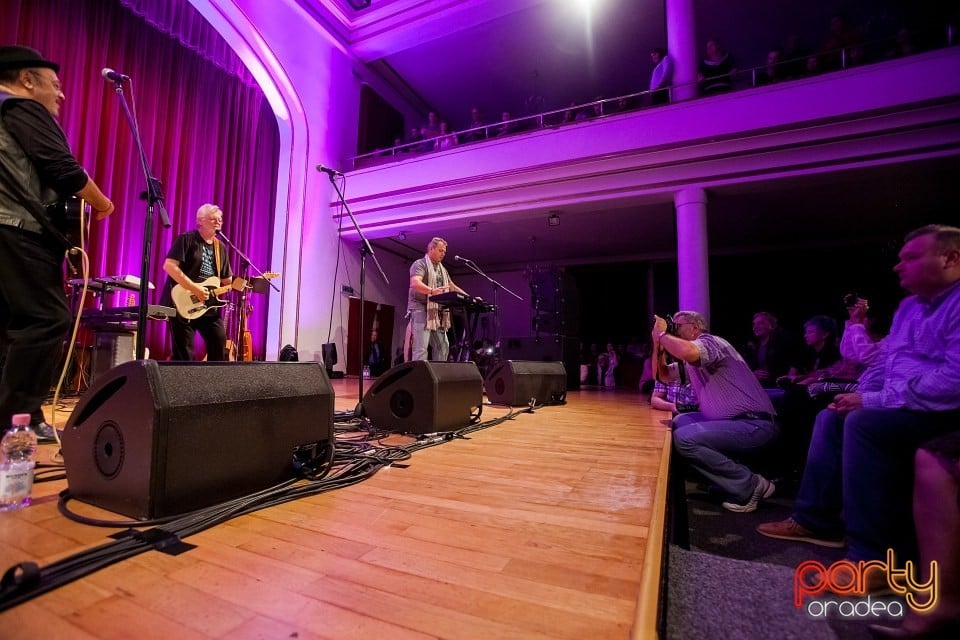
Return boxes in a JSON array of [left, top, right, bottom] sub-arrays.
[[722, 475, 775, 513]]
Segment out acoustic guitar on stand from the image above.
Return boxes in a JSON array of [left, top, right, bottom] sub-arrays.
[[172, 272, 278, 320]]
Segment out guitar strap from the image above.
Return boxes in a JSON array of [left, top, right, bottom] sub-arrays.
[[213, 237, 222, 276]]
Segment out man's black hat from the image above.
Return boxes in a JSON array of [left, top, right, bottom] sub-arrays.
[[0, 45, 60, 73]]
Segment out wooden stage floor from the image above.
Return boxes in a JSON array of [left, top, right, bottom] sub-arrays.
[[0, 377, 672, 639]]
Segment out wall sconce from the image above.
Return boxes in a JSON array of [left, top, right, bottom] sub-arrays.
[[547, 213, 560, 227], [469, 222, 479, 232]]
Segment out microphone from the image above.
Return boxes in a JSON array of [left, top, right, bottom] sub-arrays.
[[101, 68, 130, 83], [316, 164, 343, 176], [454, 255, 470, 263]]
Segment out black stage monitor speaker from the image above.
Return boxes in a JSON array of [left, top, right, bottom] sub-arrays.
[[361, 361, 483, 434], [485, 360, 567, 406], [61, 360, 334, 520]]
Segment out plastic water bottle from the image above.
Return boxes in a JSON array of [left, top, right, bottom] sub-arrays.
[[0, 414, 38, 511]]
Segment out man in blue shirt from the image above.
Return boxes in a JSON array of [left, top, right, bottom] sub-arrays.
[[758, 225, 960, 567]]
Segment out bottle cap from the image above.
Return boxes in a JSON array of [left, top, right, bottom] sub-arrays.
[[12, 414, 30, 426]]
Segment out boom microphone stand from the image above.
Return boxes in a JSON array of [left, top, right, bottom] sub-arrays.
[[456, 257, 522, 363], [105, 72, 171, 360], [321, 167, 389, 414], [214, 230, 278, 360]]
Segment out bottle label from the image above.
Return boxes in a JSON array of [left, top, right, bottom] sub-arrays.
[[0, 463, 35, 506]]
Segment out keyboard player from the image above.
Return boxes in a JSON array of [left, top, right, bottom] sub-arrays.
[[407, 237, 474, 362]]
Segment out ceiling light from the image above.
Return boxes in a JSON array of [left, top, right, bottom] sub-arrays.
[[469, 222, 479, 232], [398, 231, 407, 240], [548, 213, 560, 227], [346, 0, 371, 10]]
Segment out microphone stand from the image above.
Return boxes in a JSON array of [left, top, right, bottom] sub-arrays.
[[215, 230, 277, 361], [215, 230, 278, 292], [108, 77, 171, 360], [324, 171, 389, 414], [457, 258, 522, 365]]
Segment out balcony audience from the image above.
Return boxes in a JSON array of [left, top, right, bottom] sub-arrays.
[[649, 47, 673, 105], [698, 37, 737, 95]]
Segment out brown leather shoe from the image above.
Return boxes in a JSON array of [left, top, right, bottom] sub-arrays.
[[756, 517, 846, 548]]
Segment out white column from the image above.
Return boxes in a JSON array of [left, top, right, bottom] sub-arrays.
[[674, 187, 710, 324], [666, 0, 698, 102]]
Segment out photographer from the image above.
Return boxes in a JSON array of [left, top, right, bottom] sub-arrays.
[[652, 311, 779, 513]]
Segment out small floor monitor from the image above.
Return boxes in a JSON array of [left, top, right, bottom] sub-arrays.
[[484, 360, 567, 406]]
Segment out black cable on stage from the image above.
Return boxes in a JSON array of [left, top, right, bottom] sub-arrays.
[[0, 400, 555, 610]]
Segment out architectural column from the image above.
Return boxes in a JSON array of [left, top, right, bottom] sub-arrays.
[[666, 0, 698, 102], [674, 187, 710, 324]]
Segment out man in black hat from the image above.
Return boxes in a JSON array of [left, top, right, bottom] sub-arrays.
[[0, 45, 114, 440]]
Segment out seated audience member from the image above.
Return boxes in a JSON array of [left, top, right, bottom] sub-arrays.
[[755, 48, 786, 85], [698, 37, 737, 94], [404, 127, 422, 152], [885, 26, 919, 59], [781, 34, 812, 79], [779, 315, 840, 385], [366, 329, 388, 377], [870, 431, 960, 639], [495, 111, 518, 137], [435, 121, 458, 150], [817, 12, 863, 72], [639, 353, 655, 395], [652, 310, 779, 513], [650, 377, 699, 414], [603, 343, 619, 388], [649, 47, 673, 105], [579, 342, 592, 385], [743, 311, 796, 387], [420, 111, 439, 138], [839, 295, 890, 368], [462, 106, 487, 143], [758, 225, 960, 574]]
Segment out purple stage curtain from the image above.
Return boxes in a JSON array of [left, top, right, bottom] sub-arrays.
[[6, 0, 279, 360]]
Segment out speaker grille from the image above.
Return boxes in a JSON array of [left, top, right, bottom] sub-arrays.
[[92, 421, 124, 479], [362, 361, 483, 434]]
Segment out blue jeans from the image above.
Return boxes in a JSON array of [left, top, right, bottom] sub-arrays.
[[409, 308, 449, 362], [672, 412, 780, 502], [793, 408, 959, 561]]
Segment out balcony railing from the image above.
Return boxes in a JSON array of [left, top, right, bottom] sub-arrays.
[[352, 24, 956, 170]]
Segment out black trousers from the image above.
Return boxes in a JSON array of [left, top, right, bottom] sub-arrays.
[[169, 310, 227, 361], [0, 226, 72, 426]]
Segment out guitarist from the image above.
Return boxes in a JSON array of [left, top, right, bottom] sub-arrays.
[[160, 203, 232, 361], [0, 46, 114, 441]]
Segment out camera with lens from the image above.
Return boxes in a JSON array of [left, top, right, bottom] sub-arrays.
[[662, 314, 680, 337]]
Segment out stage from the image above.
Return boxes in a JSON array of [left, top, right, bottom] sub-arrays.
[[0, 377, 672, 639]]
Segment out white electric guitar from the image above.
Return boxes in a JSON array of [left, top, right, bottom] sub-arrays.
[[172, 272, 279, 320]]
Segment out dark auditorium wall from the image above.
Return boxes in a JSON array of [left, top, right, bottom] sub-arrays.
[[571, 237, 905, 351]]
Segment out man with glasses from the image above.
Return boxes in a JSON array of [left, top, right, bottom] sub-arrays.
[[758, 225, 960, 575], [160, 203, 233, 361], [652, 310, 779, 512], [0, 46, 114, 441]]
